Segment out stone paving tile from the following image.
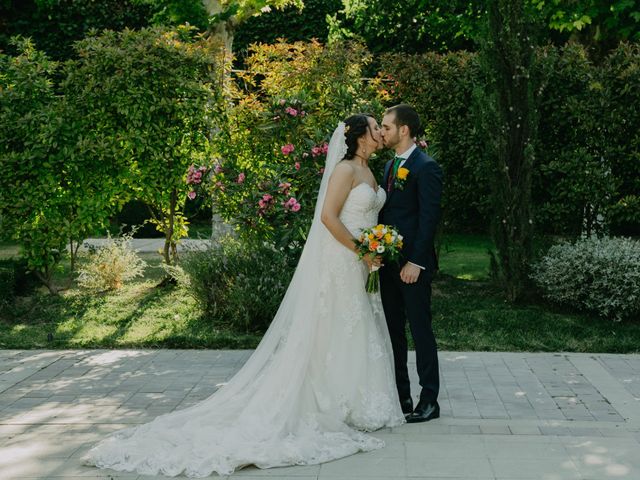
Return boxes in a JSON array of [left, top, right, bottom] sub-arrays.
[[1, 351, 639, 479]]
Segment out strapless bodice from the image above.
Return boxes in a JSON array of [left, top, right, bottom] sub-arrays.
[[339, 183, 386, 235]]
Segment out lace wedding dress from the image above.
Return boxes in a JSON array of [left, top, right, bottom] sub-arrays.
[[85, 123, 404, 477]]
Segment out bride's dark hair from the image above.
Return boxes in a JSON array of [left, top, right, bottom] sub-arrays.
[[343, 114, 375, 160]]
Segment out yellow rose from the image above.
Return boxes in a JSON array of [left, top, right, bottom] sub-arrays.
[[384, 233, 392, 243], [397, 167, 409, 180]]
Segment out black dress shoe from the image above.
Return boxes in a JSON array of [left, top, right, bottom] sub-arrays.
[[400, 397, 414, 415], [406, 400, 439, 423]]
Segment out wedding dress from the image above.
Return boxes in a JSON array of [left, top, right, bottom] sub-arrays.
[[85, 123, 404, 477]]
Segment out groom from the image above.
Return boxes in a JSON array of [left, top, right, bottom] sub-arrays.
[[379, 104, 443, 423]]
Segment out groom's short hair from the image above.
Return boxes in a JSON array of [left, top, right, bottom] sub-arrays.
[[385, 104, 421, 138]]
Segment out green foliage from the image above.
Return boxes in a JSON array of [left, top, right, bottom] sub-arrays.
[[474, 0, 538, 301], [376, 51, 487, 232], [0, 37, 121, 290], [328, 0, 484, 54], [181, 236, 297, 332], [233, 0, 341, 59], [602, 42, 640, 235], [207, 39, 380, 250], [0, 265, 15, 310], [534, 42, 640, 236], [0, 0, 152, 60], [63, 25, 226, 265], [140, 0, 210, 31], [531, 0, 640, 53], [534, 43, 614, 236], [532, 236, 640, 321]]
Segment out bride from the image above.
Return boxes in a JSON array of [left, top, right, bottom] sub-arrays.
[[85, 115, 405, 477]]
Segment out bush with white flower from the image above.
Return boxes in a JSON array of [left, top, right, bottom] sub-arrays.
[[531, 236, 640, 321]]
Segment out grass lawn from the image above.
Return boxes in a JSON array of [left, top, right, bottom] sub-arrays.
[[1, 233, 638, 352]]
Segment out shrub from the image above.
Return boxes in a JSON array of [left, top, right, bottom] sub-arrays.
[[76, 233, 147, 292], [181, 236, 297, 332], [205, 39, 381, 251], [531, 236, 640, 321], [0, 265, 15, 310]]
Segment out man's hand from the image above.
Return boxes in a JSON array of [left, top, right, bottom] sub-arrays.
[[400, 262, 421, 284]]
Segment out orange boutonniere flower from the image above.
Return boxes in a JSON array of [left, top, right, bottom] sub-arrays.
[[394, 167, 410, 190]]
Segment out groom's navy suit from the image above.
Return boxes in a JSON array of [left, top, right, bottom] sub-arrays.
[[379, 146, 443, 404]]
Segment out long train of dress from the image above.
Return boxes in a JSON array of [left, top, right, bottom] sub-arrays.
[[85, 182, 404, 477]]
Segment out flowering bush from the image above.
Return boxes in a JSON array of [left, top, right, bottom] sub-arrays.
[[531, 236, 640, 321], [192, 40, 382, 253], [76, 233, 147, 292]]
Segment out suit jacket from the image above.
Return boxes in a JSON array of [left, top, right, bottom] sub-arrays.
[[379, 147, 443, 277]]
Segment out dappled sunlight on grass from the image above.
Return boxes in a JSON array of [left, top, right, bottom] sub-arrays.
[[438, 233, 493, 280], [455, 273, 476, 280]]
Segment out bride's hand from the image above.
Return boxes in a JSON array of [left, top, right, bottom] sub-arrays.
[[362, 254, 383, 271]]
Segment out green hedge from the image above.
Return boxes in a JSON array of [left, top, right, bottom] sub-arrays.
[[379, 43, 640, 236]]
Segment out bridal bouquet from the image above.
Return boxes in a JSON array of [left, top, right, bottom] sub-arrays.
[[354, 225, 403, 293]]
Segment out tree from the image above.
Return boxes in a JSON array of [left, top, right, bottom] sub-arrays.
[[0, 0, 152, 60], [0, 38, 127, 291], [328, 0, 485, 54], [474, 0, 540, 301], [532, 0, 640, 56], [64, 26, 226, 265], [202, 0, 303, 52]]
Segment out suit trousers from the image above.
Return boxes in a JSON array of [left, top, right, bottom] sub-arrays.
[[379, 261, 439, 404]]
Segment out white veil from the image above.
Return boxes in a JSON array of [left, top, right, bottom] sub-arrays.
[[311, 121, 347, 225]]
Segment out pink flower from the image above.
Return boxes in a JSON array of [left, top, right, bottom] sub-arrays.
[[187, 191, 196, 200], [285, 106, 298, 117], [311, 146, 321, 157], [194, 171, 202, 180], [258, 199, 266, 208], [300, 111, 306, 117], [215, 181, 225, 191], [291, 203, 301, 212], [418, 139, 428, 149], [294, 162, 301, 170], [237, 173, 246, 184], [321, 142, 329, 154], [262, 194, 273, 202], [278, 182, 291, 194], [281, 144, 295, 155], [214, 163, 223, 174]]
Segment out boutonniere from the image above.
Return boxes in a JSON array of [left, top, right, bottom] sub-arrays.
[[394, 167, 410, 190]]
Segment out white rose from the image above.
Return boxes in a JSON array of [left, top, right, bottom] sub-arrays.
[[398, 234, 404, 241], [376, 245, 385, 254]]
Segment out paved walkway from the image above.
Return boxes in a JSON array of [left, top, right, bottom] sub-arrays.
[[79, 238, 211, 254], [1, 350, 639, 479]]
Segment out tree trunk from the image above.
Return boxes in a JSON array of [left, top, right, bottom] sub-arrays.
[[163, 189, 178, 265], [35, 268, 57, 295], [68, 238, 81, 272], [477, 0, 537, 302], [202, 0, 234, 52]]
